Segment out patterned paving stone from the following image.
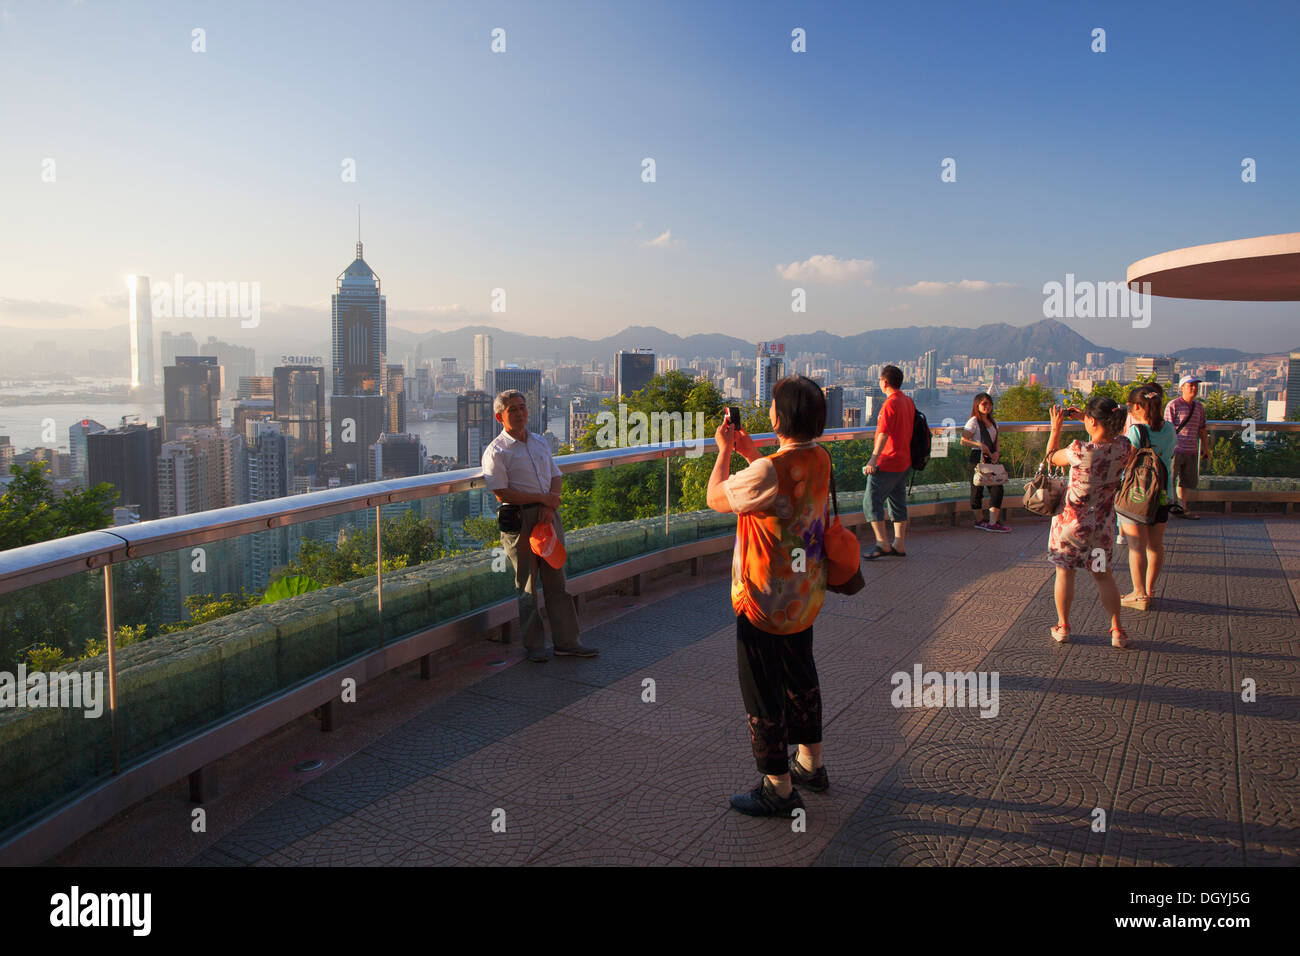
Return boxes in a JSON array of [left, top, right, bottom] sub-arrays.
[[166, 516, 1298, 867]]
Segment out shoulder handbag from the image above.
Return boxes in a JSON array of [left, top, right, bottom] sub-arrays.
[[822, 449, 864, 595], [1022, 457, 1067, 517], [970, 418, 1008, 485], [973, 462, 1009, 486]]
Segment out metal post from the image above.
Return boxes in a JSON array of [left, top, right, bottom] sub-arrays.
[[102, 564, 120, 775], [375, 505, 384, 637], [664, 456, 670, 543]]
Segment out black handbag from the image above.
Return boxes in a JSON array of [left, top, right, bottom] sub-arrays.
[[497, 504, 523, 534]]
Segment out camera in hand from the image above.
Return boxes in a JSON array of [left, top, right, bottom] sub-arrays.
[[726, 406, 741, 429]]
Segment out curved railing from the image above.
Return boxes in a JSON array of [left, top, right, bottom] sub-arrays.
[[0, 420, 1295, 862]]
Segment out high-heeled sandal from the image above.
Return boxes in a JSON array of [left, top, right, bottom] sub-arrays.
[[1120, 592, 1151, 611], [1110, 626, 1131, 649], [1050, 624, 1070, 644]]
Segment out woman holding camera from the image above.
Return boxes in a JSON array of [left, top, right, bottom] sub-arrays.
[[706, 376, 831, 817], [960, 392, 1009, 532], [1044, 396, 1133, 649]]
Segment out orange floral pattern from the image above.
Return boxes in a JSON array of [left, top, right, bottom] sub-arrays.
[[731, 444, 830, 634]]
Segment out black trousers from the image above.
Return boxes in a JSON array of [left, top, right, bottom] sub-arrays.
[[736, 614, 823, 775], [970, 479, 1004, 511]]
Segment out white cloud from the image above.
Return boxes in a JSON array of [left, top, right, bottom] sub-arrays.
[[776, 254, 874, 284], [898, 279, 1016, 295], [642, 229, 678, 248]]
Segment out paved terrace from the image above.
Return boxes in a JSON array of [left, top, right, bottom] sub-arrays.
[[52, 514, 1300, 866]]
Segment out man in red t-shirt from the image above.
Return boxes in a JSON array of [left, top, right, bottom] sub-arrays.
[[862, 364, 914, 558]]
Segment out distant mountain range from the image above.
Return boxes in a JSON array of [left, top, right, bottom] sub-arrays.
[[400, 319, 1156, 368], [0, 319, 1289, 382]]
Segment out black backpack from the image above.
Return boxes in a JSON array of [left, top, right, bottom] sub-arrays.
[[909, 405, 931, 472]]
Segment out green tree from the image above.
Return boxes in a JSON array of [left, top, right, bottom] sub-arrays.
[[462, 515, 501, 549], [0, 461, 119, 551], [993, 381, 1058, 477]]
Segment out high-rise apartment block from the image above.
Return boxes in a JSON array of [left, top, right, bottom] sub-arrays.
[[756, 342, 786, 405], [1123, 356, 1178, 387]]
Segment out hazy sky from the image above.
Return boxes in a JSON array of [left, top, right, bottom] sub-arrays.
[[1, 0, 1297, 354]]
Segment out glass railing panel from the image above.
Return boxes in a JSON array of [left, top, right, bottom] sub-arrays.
[[0, 567, 113, 839], [108, 501, 383, 766]]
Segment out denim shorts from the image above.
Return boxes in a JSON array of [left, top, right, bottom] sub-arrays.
[[864, 468, 910, 522]]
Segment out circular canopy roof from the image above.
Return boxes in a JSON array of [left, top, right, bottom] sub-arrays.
[[1126, 232, 1300, 301]]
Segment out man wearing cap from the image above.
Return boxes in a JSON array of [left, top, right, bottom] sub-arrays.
[[1163, 375, 1211, 519], [482, 389, 596, 662]]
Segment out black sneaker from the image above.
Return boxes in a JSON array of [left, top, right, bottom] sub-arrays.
[[789, 755, 829, 793], [729, 778, 805, 817]]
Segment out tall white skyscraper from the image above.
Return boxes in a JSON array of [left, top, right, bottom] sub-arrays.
[[474, 333, 493, 392], [127, 275, 156, 389]]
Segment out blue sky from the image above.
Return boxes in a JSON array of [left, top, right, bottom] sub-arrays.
[[0, 0, 1296, 352]]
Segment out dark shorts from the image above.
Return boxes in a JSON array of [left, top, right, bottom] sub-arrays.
[[1172, 452, 1199, 491], [863, 468, 910, 522]]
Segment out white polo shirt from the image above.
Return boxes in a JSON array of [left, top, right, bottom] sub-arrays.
[[482, 429, 560, 496]]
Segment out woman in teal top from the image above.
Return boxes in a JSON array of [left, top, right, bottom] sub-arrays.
[[1119, 384, 1176, 610]]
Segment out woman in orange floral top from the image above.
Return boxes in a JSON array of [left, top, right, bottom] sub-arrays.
[[707, 376, 831, 817]]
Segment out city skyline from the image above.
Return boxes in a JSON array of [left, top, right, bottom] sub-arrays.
[[1, 1, 1297, 352]]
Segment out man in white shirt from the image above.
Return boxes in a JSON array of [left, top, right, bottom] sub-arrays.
[[482, 389, 595, 662]]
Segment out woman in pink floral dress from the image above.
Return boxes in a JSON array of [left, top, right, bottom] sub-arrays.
[[1044, 396, 1133, 648]]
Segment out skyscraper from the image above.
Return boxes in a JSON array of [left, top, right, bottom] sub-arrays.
[[274, 364, 326, 480], [246, 420, 290, 502], [756, 342, 786, 406], [331, 240, 387, 397], [329, 394, 386, 484], [823, 386, 843, 431], [68, 419, 106, 486], [923, 349, 938, 390], [384, 365, 406, 434], [457, 390, 497, 466], [474, 334, 493, 392], [127, 275, 156, 390], [200, 336, 256, 397], [163, 356, 222, 440], [87, 422, 162, 521], [1286, 352, 1300, 420], [371, 432, 424, 479], [492, 367, 543, 435], [616, 349, 656, 398]]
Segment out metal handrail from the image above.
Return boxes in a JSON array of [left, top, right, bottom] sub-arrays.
[[0, 420, 1295, 593]]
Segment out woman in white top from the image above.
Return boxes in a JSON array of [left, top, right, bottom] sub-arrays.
[[960, 393, 1009, 532]]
